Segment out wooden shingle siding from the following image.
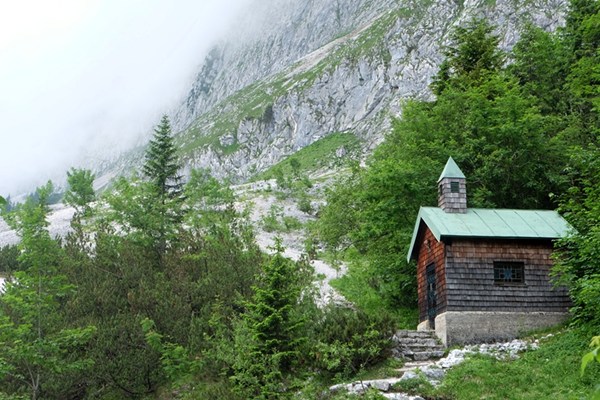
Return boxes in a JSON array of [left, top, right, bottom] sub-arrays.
[[444, 238, 570, 312], [416, 226, 447, 322], [438, 178, 467, 213]]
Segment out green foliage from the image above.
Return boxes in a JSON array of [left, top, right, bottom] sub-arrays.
[[141, 318, 198, 383], [142, 114, 183, 197], [261, 204, 303, 233], [231, 240, 307, 399], [64, 168, 95, 215], [431, 18, 504, 94], [297, 191, 314, 215], [104, 177, 173, 256], [553, 147, 600, 324], [434, 327, 599, 399], [0, 182, 96, 400], [261, 204, 285, 232], [581, 336, 600, 376], [510, 23, 570, 114], [42, 158, 264, 397], [135, 115, 186, 262], [0, 246, 20, 274], [306, 305, 394, 380]]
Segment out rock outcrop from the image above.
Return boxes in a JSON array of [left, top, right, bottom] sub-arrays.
[[96, 0, 567, 184]]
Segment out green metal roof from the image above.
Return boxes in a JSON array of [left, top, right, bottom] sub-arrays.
[[407, 207, 573, 261], [438, 157, 465, 182]]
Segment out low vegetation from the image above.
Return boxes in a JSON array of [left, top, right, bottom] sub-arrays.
[[0, 116, 393, 399], [254, 131, 361, 181]]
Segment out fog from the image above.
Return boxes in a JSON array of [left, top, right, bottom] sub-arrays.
[[0, 0, 252, 196]]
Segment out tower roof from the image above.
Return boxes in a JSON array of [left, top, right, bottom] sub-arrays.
[[438, 157, 465, 182]]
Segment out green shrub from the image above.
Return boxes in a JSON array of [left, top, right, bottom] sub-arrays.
[[307, 305, 394, 380], [261, 204, 284, 232], [297, 193, 314, 214], [391, 374, 435, 396], [283, 216, 303, 231]]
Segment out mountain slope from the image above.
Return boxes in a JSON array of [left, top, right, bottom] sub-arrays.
[[96, 0, 567, 185]]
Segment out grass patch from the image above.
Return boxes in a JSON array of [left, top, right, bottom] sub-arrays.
[[392, 374, 436, 397], [353, 358, 405, 381], [254, 132, 361, 180], [432, 325, 600, 400]]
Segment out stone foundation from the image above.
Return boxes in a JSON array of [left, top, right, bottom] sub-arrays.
[[432, 311, 569, 346]]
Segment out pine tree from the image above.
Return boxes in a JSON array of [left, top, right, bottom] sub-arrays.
[[431, 18, 504, 94], [232, 240, 304, 399], [140, 115, 184, 260], [142, 114, 183, 198]]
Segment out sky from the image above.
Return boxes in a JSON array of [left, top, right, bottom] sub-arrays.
[[0, 0, 251, 196]]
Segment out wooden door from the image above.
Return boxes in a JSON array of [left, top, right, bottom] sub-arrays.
[[426, 263, 437, 329]]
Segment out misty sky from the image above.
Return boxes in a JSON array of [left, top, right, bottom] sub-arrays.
[[0, 0, 251, 196]]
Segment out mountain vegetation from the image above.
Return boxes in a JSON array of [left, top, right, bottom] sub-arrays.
[[0, 0, 599, 398], [315, 2, 599, 321], [0, 116, 393, 399]]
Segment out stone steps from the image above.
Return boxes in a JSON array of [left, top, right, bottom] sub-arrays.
[[397, 360, 434, 373], [392, 330, 445, 361]]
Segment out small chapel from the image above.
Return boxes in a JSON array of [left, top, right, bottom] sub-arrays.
[[407, 157, 572, 346]]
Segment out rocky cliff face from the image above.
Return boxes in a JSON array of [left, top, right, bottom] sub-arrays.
[[98, 0, 567, 184], [172, 0, 400, 130]]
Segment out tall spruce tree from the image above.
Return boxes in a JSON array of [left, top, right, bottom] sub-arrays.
[[232, 240, 305, 399], [143, 114, 183, 198], [141, 115, 184, 260], [431, 18, 504, 94]]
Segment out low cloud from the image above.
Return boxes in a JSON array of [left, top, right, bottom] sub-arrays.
[[0, 0, 251, 196]]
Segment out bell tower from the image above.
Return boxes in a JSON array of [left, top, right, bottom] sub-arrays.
[[438, 157, 467, 213]]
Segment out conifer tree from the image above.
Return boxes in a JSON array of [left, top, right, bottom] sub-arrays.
[[431, 18, 504, 94], [232, 240, 305, 399], [141, 115, 184, 260], [143, 114, 183, 198]]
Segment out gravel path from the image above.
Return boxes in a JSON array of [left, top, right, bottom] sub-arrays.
[[235, 181, 347, 305]]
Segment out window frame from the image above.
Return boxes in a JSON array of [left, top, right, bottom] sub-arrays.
[[450, 181, 460, 193], [493, 261, 525, 286]]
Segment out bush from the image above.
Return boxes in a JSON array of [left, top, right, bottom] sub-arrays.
[[306, 305, 395, 380], [297, 193, 314, 214]]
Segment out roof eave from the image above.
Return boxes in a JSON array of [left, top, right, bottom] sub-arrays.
[[407, 208, 443, 262], [407, 209, 424, 262], [438, 234, 562, 242]]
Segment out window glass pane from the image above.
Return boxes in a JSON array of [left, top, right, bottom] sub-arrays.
[[494, 261, 524, 284], [450, 181, 460, 193]]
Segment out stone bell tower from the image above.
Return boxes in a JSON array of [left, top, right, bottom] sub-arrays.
[[437, 157, 467, 213]]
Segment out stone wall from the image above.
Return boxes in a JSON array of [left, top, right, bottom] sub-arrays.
[[435, 311, 569, 346]]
